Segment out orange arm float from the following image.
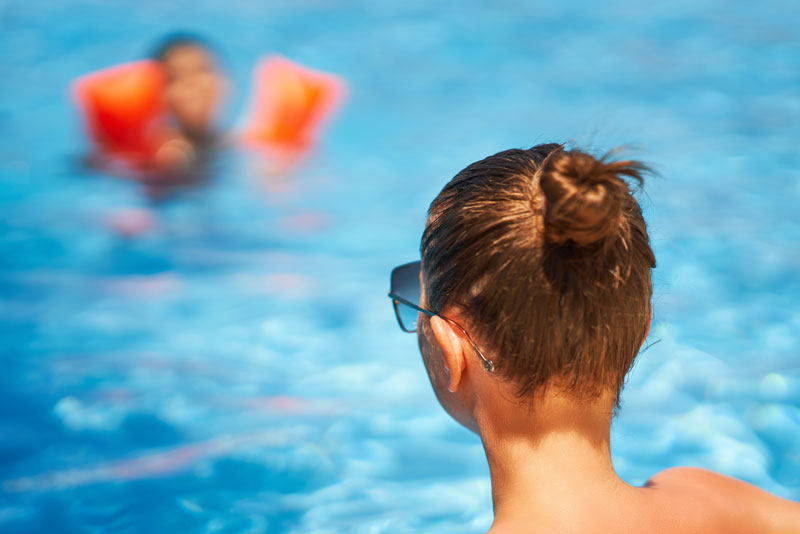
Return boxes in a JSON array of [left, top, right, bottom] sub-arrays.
[[241, 55, 345, 166], [72, 60, 169, 170]]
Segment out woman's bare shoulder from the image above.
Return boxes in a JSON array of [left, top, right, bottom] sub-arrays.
[[647, 467, 800, 533], [488, 523, 556, 534], [647, 465, 790, 499]]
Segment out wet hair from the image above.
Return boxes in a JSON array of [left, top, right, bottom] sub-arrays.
[[421, 143, 656, 402], [150, 32, 215, 63]]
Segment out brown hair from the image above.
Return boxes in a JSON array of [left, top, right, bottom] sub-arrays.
[[421, 143, 656, 401]]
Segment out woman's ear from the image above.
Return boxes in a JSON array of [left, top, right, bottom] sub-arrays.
[[429, 315, 467, 393]]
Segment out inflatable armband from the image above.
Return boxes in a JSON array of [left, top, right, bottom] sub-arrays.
[[241, 56, 345, 165], [72, 60, 168, 168]]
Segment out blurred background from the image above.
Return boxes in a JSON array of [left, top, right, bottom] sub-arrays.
[[1, 0, 799, 532]]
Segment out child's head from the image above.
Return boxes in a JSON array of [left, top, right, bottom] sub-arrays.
[[152, 33, 225, 138], [419, 144, 656, 404]]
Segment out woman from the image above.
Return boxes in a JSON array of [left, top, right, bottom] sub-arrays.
[[388, 143, 799, 533]]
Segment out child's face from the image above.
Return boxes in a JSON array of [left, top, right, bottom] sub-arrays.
[[162, 45, 225, 135]]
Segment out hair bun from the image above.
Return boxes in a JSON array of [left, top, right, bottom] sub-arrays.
[[539, 149, 645, 247]]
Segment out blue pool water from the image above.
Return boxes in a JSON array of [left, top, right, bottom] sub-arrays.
[[1, 1, 799, 532]]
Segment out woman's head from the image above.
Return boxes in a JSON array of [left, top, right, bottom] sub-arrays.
[[420, 143, 655, 404]]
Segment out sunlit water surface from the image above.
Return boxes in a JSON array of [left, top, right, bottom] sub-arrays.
[[0, 1, 798, 532]]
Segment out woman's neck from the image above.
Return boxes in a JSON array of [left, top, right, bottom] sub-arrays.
[[475, 389, 635, 529]]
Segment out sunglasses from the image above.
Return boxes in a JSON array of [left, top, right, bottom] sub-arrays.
[[388, 261, 495, 373]]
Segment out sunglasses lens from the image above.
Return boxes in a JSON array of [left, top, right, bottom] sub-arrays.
[[395, 301, 419, 332], [391, 261, 422, 332]]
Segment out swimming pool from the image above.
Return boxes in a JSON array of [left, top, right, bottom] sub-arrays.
[[1, 0, 798, 532]]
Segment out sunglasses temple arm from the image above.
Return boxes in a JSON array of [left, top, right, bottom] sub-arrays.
[[444, 318, 495, 373], [388, 292, 494, 373], [389, 293, 435, 317]]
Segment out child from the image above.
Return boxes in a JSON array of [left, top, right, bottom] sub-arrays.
[[149, 33, 227, 173]]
